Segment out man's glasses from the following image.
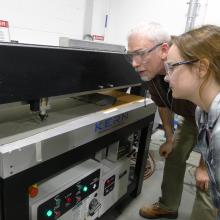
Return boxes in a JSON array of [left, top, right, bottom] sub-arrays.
[[164, 59, 199, 76], [125, 42, 163, 64]]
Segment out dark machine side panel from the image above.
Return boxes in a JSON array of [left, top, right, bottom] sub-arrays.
[[0, 43, 141, 104]]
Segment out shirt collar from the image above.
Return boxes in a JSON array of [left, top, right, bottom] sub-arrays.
[[197, 92, 220, 129], [207, 91, 220, 129]]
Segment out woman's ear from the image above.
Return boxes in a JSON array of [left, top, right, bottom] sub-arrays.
[[160, 43, 169, 60], [198, 58, 209, 78]]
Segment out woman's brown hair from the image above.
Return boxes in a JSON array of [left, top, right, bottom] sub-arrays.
[[172, 25, 220, 96]]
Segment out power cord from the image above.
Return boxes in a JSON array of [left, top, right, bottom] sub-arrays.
[[130, 150, 156, 180]]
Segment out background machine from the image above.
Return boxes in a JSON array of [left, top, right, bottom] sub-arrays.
[[0, 40, 156, 220]]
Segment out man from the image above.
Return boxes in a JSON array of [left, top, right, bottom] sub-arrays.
[[127, 22, 216, 219]]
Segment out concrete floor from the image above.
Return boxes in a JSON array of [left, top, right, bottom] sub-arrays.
[[102, 129, 197, 220]]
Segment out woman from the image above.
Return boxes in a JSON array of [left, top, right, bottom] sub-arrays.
[[164, 25, 220, 218]]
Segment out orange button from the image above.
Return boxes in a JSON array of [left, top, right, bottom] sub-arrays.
[[28, 184, 39, 198]]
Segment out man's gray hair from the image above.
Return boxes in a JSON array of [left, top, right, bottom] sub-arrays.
[[127, 21, 171, 44]]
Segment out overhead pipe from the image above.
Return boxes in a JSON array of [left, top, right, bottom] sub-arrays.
[[185, 0, 200, 31]]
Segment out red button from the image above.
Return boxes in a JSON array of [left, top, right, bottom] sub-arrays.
[[66, 197, 72, 203], [54, 210, 61, 217], [76, 197, 81, 202]]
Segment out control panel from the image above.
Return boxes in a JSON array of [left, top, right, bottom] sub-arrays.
[[38, 170, 100, 220], [29, 159, 101, 220], [98, 158, 130, 217], [104, 175, 115, 196]]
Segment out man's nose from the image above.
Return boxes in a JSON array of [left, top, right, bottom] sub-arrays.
[[131, 58, 140, 68]]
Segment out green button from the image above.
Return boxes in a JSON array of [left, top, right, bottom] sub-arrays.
[[82, 186, 88, 192], [46, 210, 53, 217]]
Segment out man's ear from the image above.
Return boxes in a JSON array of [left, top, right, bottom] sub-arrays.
[[198, 58, 209, 78], [160, 43, 169, 60]]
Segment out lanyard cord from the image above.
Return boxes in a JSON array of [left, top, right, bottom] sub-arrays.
[[152, 79, 173, 112]]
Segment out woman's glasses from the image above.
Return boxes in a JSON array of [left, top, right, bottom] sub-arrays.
[[164, 59, 199, 76]]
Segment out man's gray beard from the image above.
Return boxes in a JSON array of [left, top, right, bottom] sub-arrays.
[[140, 75, 151, 81]]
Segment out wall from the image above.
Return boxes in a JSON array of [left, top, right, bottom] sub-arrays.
[[83, 0, 109, 41], [91, 0, 109, 40], [105, 0, 220, 46], [1, 0, 220, 46], [105, 0, 189, 45], [204, 0, 220, 25], [1, 0, 86, 45]]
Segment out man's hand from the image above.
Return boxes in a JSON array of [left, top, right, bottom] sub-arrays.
[[159, 140, 173, 158], [195, 164, 209, 191], [157, 107, 174, 159]]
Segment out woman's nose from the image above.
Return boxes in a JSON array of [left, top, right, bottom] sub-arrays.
[[164, 74, 170, 82]]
